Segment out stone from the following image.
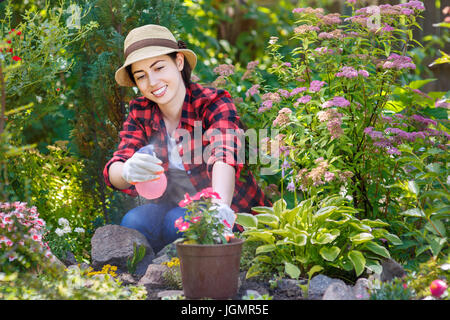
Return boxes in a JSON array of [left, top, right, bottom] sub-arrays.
[[138, 264, 169, 288], [353, 278, 370, 300], [157, 290, 184, 299], [91, 224, 155, 276], [322, 282, 356, 300], [60, 251, 78, 266], [275, 279, 304, 298], [308, 274, 346, 299], [380, 258, 406, 282]]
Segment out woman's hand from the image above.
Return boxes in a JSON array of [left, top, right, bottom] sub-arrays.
[[121, 152, 164, 183]]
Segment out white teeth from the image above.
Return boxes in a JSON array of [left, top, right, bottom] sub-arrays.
[[152, 85, 167, 96]]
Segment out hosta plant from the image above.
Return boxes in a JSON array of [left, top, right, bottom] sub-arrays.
[[237, 196, 402, 279]]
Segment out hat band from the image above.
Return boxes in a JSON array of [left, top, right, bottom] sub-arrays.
[[124, 38, 178, 59]]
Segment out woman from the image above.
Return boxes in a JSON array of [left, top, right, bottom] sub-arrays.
[[103, 24, 271, 253]]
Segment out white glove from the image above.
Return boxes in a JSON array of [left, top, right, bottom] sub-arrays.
[[122, 150, 164, 184], [211, 203, 237, 239]]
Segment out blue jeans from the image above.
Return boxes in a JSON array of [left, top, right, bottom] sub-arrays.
[[120, 203, 187, 253]]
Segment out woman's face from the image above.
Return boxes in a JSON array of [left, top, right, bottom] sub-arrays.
[[131, 52, 185, 109]]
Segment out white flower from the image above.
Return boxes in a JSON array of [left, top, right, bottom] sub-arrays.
[[74, 227, 85, 233], [62, 226, 72, 234], [55, 228, 65, 237], [58, 217, 70, 227]]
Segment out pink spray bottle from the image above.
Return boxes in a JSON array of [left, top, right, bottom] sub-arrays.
[[134, 144, 167, 200]]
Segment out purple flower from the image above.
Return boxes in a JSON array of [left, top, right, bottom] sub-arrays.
[[277, 89, 290, 98], [399, 1, 425, 11], [382, 54, 416, 70], [309, 80, 327, 92], [284, 62, 292, 67], [324, 172, 336, 182], [336, 66, 358, 78], [290, 87, 307, 96], [358, 70, 369, 77], [297, 95, 312, 104], [410, 114, 437, 127], [286, 180, 296, 192], [258, 99, 273, 112], [246, 84, 260, 97], [332, 96, 350, 107]]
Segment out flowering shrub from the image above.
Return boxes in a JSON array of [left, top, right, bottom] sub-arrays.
[[176, 187, 233, 245], [208, 0, 449, 277], [211, 1, 448, 223], [0, 201, 54, 273], [0, 263, 147, 300]]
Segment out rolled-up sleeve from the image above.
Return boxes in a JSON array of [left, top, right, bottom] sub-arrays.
[[103, 102, 147, 196], [203, 90, 244, 179]]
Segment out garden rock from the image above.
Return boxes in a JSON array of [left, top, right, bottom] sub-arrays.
[[60, 250, 78, 266], [353, 278, 370, 300], [308, 274, 346, 299], [157, 290, 184, 299], [90, 224, 155, 276], [322, 282, 356, 300], [273, 279, 305, 299], [380, 258, 406, 282], [138, 263, 169, 288]]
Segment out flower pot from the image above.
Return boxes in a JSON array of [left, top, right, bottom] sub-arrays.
[[176, 237, 244, 299]]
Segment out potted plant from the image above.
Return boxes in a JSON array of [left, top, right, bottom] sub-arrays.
[[174, 187, 244, 299]]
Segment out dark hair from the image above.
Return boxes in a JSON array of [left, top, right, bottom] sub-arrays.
[[126, 51, 192, 88]]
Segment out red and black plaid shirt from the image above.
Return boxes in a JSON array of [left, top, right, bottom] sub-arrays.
[[103, 82, 271, 214]]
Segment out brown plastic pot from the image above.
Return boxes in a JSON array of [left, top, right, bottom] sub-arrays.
[[176, 238, 244, 299]]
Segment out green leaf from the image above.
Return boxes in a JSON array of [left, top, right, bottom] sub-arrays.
[[256, 214, 280, 228], [361, 219, 389, 228], [319, 246, 341, 262], [273, 198, 287, 217], [348, 250, 366, 276], [284, 261, 301, 279], [251, 206, 274, 214], [366, 259, 382, 275], [350, 232, 374, 244], [400, 208, 425, 218], [364, 242, 391, 259], [416, 245, 431, 257], [243, 230, 275, 244], [246, 264, 262, 279], [429, 236, 447, 257], [383, 232, 403, 246], [408, 79, 436, 90], [407, 180, 420, 195], [256, 244, 276, 255], [313, 206, 337, 223], [307, 265, 324, 279], [236, 213, 258, 229], [311, 229, 340, 245]]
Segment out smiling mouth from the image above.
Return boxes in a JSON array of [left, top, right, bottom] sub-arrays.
[[152, 85, 168, 97]]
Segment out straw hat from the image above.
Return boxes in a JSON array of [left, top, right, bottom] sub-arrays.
[[115, 24, 197, 87]]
